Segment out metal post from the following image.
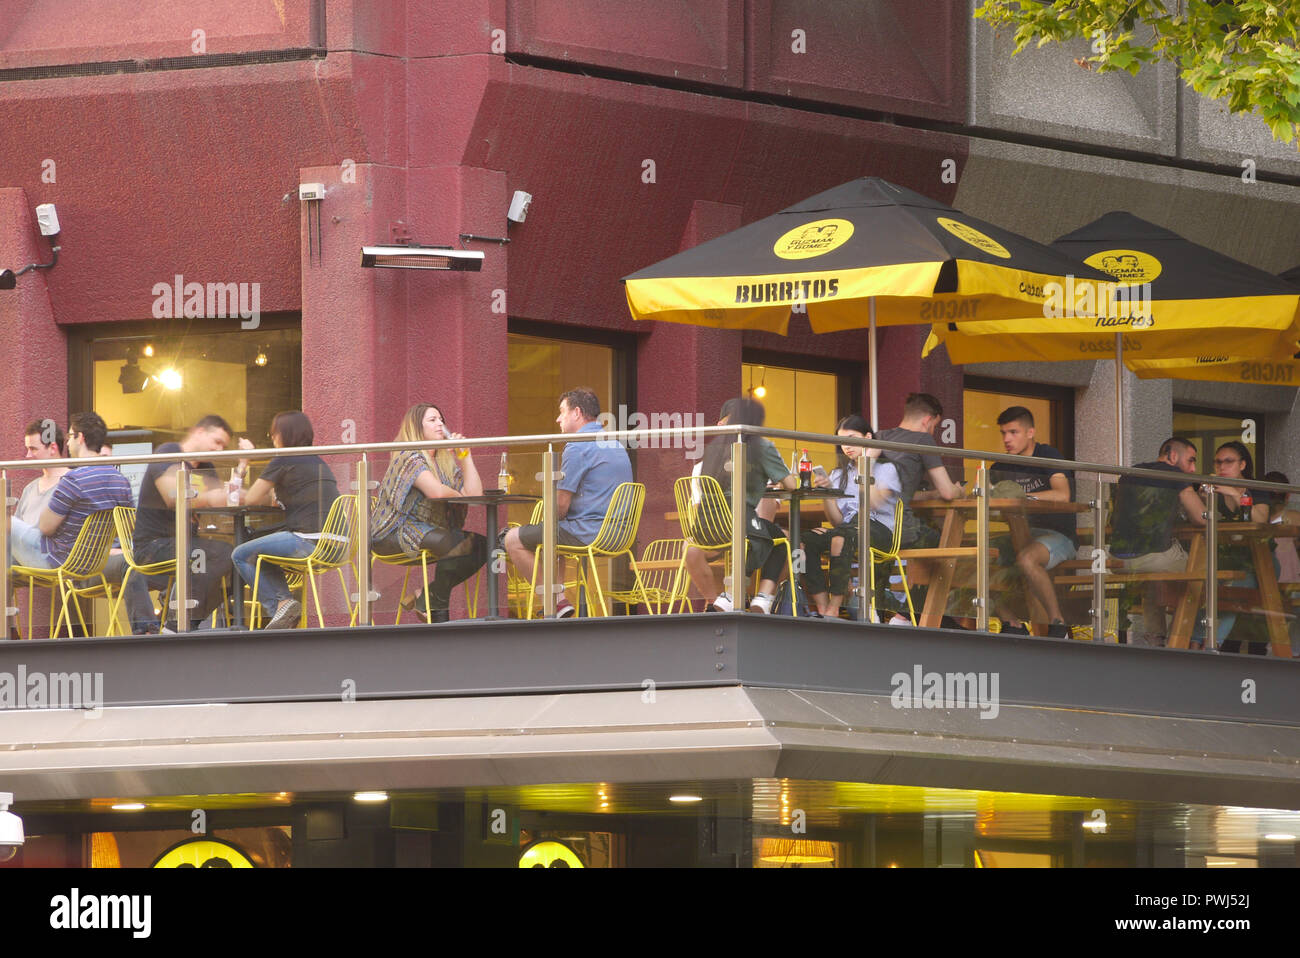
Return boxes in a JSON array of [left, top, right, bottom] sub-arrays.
[[173, 463, 192, 632], [354, 456, 373, 626], [542, 444, 556, 618], [0, 472, 13, 630], [975, 463, 989, 632], [858, 453, 872, 622], [730, 438, 747, 611], [868, 298, 879, 433], [1091, 477, 1108, 642], [1205, 484, 1217, 649], [1114, 334, 1125, 468]]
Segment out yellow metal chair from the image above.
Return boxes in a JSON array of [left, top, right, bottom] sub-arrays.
[[671, 474, 794, 616], [107, 506, 177, 636], [12, 510, 117, 639], [249, 495, 358, 629], [370, 547, 483, 624], [606, 538, 693, 614], [866, 499, 917, 625], [526, 482, 649, 618]]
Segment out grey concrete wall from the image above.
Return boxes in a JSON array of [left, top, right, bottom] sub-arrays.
[[969, 0, 1177, 155]]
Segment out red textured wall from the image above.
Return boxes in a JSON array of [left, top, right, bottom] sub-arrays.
[[0, 0, 970, 476]]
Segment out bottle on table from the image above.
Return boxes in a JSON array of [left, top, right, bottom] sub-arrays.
[[798, 449, 812, 491], [226, 469, 242, 506], [498, 452, 511, 493], [1239, 489, 1254, 521]]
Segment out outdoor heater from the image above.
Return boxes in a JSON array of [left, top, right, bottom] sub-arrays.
[[360, 245, 484, 271]]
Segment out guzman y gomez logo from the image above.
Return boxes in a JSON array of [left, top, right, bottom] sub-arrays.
[[772, 218, 855, 260], [735, 277, 840, 304]]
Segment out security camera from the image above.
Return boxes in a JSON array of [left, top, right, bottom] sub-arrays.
[[507, 190, 532, 224], [35, 203, 60, 237], [0, 793, 23, 863]]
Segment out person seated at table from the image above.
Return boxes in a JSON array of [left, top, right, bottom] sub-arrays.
[[503, 387, 630, 618], [683, 397, 796, 614], [1102, 437, 1206, 646], [877, 392, 960, 548], [134, 414, 250, 631], [988, 406, 1077, 638], [801, 414, 903, 620], [1195, 441, 1269, 654], [231, 411, 340, 630], [371, 403, 487, 624]]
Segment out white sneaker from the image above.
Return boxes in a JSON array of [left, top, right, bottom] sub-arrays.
[[748, 592, 774, 614], [711, 592, 734, 613]]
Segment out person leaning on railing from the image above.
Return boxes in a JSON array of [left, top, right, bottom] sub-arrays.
[[684, 397, 796, 614], [230, 411, 340, 630], [370, 403, 488, 624]]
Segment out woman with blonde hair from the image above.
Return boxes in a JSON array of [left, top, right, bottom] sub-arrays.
[[370, 403, 488, 623]]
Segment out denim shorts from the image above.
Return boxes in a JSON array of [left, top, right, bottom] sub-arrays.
[[1032, 528, 1076, 569]]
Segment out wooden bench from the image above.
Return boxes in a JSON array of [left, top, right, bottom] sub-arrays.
[[1054, 570, 1247, 586]]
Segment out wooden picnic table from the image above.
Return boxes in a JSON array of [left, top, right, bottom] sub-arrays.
[[909, 498, 1089, 629], [1162, 522, 1298, 656]]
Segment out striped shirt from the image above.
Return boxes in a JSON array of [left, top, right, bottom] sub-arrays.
[[370, 451, 464, 556], [44, 464, 132, 563]]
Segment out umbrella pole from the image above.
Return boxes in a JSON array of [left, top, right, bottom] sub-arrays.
[[1114, 333, 1124, 468], [868, 297, 878, 432]]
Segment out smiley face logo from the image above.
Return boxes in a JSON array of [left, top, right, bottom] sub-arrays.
[[152, 838, 255, 868]]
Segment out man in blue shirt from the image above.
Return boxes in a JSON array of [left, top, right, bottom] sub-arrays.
[[9, 412, 131, 569], [504, 387, 632, 618]]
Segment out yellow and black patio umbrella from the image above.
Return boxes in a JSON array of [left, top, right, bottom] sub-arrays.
[[624, 177, 1110, 427], [928, 212, 1300, 365], [1124, 266, 1300, 386]]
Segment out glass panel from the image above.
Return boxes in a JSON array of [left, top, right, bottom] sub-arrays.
[[962, 389, 1057, 487], [741, 363, 839, 475], [89, 328, 301, 451], [1173, 408, 1261, 478]]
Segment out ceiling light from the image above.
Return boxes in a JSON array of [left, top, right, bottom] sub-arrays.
[[353, 791, 388, 803], [111, 802, 146, 811], [668, 794, 703, 804], [360, 245, 484, 271], [254, 351, 268, 367], [1263, 833, 1296, 841], [157, 369, 182, 390], [142, 344, 155, 357]]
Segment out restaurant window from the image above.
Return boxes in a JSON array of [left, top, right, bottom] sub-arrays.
[[506, 322, 632, 518], [962, 378, 1074, 485], [69, 318, 302, 460], [1173, 406, 1265, 477], [741, 355, 855, 475]]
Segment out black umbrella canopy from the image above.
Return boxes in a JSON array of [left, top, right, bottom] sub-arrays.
[[624, 177, 1109, 335], [1281, 264, 1300, 288], [933, 211, 1300, 364]]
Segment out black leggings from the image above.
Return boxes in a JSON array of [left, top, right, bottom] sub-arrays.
[[376, 529, 488, 611]]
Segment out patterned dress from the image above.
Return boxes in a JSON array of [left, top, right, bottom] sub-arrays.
[[370, 451, 465, 556]]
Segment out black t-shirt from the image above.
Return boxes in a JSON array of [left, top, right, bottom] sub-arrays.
[[1110, 460, 1191, 557], [877, 426, 945, 547], [134, 442, 219, 545], [262, 455, 339, 533], [990, 442, 1077, 545]]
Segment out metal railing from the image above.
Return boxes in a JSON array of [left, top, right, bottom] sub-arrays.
[[1, 424, 1295, 647]]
